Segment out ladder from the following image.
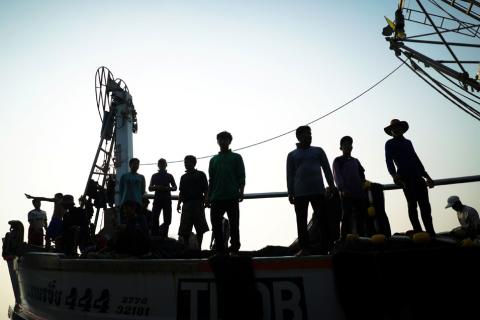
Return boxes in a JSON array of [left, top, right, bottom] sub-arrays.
[[82, 110, 116, 228]]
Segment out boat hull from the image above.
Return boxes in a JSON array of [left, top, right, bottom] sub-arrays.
[[8, 252, 344, 320]]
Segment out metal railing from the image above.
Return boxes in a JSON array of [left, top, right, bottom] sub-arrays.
[[145, 175, 480, 200]]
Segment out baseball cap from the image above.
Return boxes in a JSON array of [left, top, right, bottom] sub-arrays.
[[445, 195, 460, 209]]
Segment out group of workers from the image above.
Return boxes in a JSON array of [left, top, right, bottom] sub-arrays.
[[25, 119, 480, 256]]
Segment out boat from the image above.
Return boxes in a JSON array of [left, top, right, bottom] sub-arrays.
[[3, 65, 480, 320], [4, 1, 480, 315]]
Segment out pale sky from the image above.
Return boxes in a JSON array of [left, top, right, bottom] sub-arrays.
[[1, 0, 479, 313]]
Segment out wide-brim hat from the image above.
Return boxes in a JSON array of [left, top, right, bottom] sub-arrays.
[[384, 119, 409, 136]]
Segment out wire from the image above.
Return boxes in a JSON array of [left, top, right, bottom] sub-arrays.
[[141, 62, 405, 166]]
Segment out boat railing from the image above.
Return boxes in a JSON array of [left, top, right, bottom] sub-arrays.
[[144, 174, 480, 200]]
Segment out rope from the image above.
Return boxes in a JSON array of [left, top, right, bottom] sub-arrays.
[[141, 62, 405, 166]]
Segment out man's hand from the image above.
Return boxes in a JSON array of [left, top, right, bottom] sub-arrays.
[[288, 194, 295, 205], [326, 185, 337, 198], [238, 190, 244, 202], [426, 177, 434, 189], [392, 174, 405, 188], [204, 199, 211, 208], [176, 203, 182, 214]]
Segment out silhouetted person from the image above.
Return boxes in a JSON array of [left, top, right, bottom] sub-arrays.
[[384, 119, 435, 235], [142, 198, 153, 235], [119, 158, 146, 209], [26, 199, 47, 246], [117, 200, 150, 256], [287, 125, 336, 255], [445, 195, 480, 239], [149, 158, 177, 238], [333, 136, 367, 238], [177, 155, 209, 249], [25, 192, 64, 249], [207, 131, 245, 256], [61, 195, 89, 256]]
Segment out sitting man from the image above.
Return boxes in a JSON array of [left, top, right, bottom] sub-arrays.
[[445, 195, 480, 239]]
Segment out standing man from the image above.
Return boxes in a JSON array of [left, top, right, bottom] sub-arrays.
[[207, 131, 245, 256], [119, 158, 146, 219], [177, 155, 209, 249], [27, 199, 47, 246], [287, 125, 336, 255], [384, 119, 435, 236], [333, 136, 367, 238], [149, 158, 177, 238], [445, 195, 480, 239]]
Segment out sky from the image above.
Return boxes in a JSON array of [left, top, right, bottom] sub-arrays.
[[1, 0, 479, 315]]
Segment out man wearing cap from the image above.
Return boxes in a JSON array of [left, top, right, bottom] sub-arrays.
[[445, 195, 480, 239], [384, 119, 435, 235]]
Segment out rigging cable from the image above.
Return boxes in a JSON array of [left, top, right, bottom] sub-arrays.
[[142, 62, 405, 165]]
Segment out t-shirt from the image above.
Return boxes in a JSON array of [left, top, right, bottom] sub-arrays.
[[149, 170, 176, 202], [28, 209, 47, 230], [333, 155, 366, 198], [179, 169, 208, 202], [119, 172, 146, 206]]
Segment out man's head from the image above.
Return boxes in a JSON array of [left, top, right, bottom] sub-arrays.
[[129, 158, 140, 173], [32, 199, 41, 210], [184, 155, 197, 171], [445, 195, 462, 211], [54, 193, 63, 201], [61, 194, 75, 209], [217, 131, 232, 152], [157, 158, 167, 171], [340, 135, 353, 155], [296, 125, 312, 147]]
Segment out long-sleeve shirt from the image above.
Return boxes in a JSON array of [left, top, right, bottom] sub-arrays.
[[385, 136, 426, 178], [119, 172, 146, 206], [286, 145, 334, 197], [208, 150, 245, 201], [333, 155, 365, 198]]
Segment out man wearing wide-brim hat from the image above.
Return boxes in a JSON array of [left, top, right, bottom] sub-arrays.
[[384, 119, 436, 236]]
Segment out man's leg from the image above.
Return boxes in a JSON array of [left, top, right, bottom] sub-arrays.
[[311, 195, 333, 253], [416, 179, 435, 235], [402, 181, 423, 232], [226, 200, 240, 253], [294, 196, 310, 250], [210, 201, 226, 254], [340, 197, 353, 238], [151, 202, 161, 236], [160, 201, 172, 238]]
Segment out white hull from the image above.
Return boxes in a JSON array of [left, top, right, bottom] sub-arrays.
[[8, 252, 344, 320]]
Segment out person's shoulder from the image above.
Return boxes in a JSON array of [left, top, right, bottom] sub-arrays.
[[333, 155, 343, 163]]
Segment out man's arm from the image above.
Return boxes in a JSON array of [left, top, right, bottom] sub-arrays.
[[412, 147, 434, 188], [236, 155, 246, 201], [148, 174, 157, 192], [320, 149, 335, 188], [286, 153, 295, 204], [177, 176, 183, 213], [141, 175, 146, 197], [24, 194, 55, 202], [169, 175, 178, 192], [332, 159, 344, 192]]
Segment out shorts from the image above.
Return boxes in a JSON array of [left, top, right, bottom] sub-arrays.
[[178, 200, 209, 237]]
